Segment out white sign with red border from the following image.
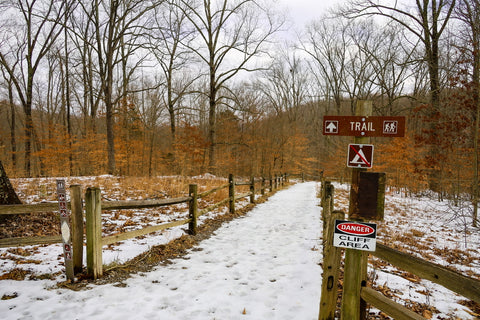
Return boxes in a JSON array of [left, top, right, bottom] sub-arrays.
[[333, 219, 377, 252]]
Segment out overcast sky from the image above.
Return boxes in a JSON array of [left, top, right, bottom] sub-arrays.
[[277, 0, 348, 30]]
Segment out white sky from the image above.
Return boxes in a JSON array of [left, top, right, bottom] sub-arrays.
[[277, 0, 348, 30]]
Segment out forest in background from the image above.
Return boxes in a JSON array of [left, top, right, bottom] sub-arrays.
[[0, 0, 479, 205]]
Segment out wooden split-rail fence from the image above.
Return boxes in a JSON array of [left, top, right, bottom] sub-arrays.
[[319, 180, 480, 320], [0, 174, 288, 280]]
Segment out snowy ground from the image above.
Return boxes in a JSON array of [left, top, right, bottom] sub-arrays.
[[1, 181, 479, 319], [1, 182, 322, 319]]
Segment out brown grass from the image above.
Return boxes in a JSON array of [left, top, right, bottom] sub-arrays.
[[3, 175, 234, 238], [10, 175, 230, 203]]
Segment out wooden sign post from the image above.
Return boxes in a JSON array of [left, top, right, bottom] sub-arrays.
[[350, 172, 386, 221], [56, 179, 74, 281], [341, 100, 372, 320], [320, 101, 404, 320]]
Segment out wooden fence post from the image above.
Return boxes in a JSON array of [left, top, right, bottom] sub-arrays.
[[70, 185, 83, 274], [319, 208, 345, 320], [250, 176, 255, 204], [85, 187, 103, 279], [56, 180, 74, 281], [321, 181, 333, 214], [261, 177, 265, 196], [229, 174, 235, 214], [319, 181, 345, 320], [188, 184, 198, 235]]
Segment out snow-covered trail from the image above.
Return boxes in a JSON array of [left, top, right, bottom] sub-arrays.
[[2, 182, 323, 320]]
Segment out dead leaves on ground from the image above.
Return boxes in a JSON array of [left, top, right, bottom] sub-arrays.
[[0, 268, 31, 280]]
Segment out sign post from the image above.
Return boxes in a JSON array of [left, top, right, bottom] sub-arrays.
[[56, 179, 74, 281], [320, 101, 405, 320], [341, 101, 372, 320]]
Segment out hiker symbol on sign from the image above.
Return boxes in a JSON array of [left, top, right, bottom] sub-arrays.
[[383, 120, 398, 134]]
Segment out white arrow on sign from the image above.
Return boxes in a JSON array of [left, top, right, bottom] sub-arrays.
[[325, 120, 338, 133]]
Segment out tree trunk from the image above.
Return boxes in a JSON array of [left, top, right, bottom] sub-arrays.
[[65, 12, 73, 176], [472, 34, 480, 227], [0, 160, 21, 205], [24, 86, 33, 177], [208, 93, 216, 174], [8, 81, 16, 171], [105, 8, 116, 175], [208, 63, 217, 174]]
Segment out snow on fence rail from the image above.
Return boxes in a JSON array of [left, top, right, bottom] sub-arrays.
[[0, 174, 289, 280], [319, 181, 480, 320]]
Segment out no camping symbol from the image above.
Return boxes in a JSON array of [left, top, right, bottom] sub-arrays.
[[347, 144, 374, 168]]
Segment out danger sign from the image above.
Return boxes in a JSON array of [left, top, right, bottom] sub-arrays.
[[333, 220, 377, 251], [347, 144, 374, 168]]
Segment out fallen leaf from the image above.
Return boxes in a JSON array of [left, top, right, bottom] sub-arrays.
[[422, 309, 432, 319]]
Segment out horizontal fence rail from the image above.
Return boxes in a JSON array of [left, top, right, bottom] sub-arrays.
[[360, 287, 425, 320], [102, 219, 191, 246], [0, 202, 69, 215], [0, 235, 62, 247], [373, 243, 480, 304], [101, 197, 191, 210]]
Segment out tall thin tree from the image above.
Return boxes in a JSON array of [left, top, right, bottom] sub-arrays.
[[177, 0, 283, 173]]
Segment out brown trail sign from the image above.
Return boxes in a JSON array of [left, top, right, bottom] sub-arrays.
[[323, 115, 405, 137]]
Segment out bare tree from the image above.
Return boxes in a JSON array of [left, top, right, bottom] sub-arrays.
[[137, 77, 166, 176], [0, 0, 72, 176], [0, 67, 17, 171], [365, 23, 417, 114], [257, 47, 310, 121], [74, 0, 159, 174], [302, 17, 350, 114], [177, 0, 283, 173], [68, 3, 101, 135], [344, 0, 456, 111], [252, 47, 311, 175], [149, 0, 200, 149], [63, 4, 74, 175], [455, 0, 480, 226], [343, 19, 378, 112]]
